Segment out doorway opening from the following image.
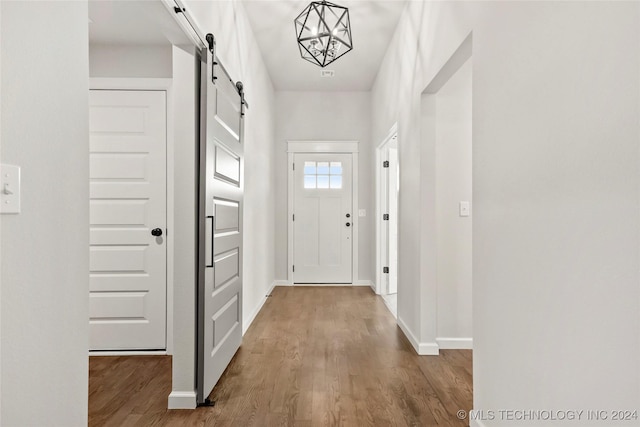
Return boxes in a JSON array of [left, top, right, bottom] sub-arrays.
[[421, 33, 473, 351]]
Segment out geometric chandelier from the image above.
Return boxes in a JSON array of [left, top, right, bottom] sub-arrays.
[[295, 0, 353, 67]]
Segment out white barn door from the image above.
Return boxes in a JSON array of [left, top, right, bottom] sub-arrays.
[[89, 90, 167, 350], [197, 41, 245, 405]]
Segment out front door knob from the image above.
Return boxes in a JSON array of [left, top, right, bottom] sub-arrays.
[[151, 228, 163, 237]]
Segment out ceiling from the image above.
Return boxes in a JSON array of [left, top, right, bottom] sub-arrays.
[[241, 0, 407, 91], [89, 0, 406, 91], [89, 1, 190, 46]]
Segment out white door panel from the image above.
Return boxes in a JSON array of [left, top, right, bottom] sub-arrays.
[[197, 48, 244, 405], [294, 153, 352, 283], [388, 147, 398, 294], [89, 90, 167, 351]]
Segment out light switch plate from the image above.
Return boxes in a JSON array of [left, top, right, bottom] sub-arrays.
[[459, 201, 470, 217], [1, 164, 21, 214], [359, 209, 366, 217]]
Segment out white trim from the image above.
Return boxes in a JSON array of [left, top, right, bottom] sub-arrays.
[[382, 123, 399, 147], [89, 78, 172, 91], [375, 124, 398, 296], [89, 78, 174, 354], [470, 419, 487, 427], [397, 316, 440, 356], [287, 151, 294, 285], [437, 337, 473, 350], [161, 0, 206, 49], [352, 153, 359, 284], [274, 280, 292, 287], [243, 281, 276, 335], [165, 85, 175, 356], [353, 280, 374, 288], [89, 350, 168, 356], [294, 283, 357, 287], [287, 140, 359, 153], [287, 141, 360, 286], [167, 391, 197, 410]]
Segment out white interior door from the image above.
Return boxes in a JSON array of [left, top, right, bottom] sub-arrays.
[[294, 153, 352, 283], [197, 49, 244, 404], [388, 147, 398, 294], [89, 90, 167, 351]]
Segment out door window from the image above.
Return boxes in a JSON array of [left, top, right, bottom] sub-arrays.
[[303, 161, 342, 189]]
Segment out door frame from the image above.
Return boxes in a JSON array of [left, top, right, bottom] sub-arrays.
[[376, 123, 398, 295], [89, 78, 174, 356], [287, 141, 359, 286]]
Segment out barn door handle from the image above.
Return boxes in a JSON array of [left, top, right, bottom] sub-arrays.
[[206, 216, 214, 268], [151, 228, 163, 237]]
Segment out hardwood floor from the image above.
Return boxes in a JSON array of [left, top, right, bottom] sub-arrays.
[[89, 286, 472, 426]]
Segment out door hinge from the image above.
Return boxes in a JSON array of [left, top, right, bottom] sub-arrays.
[[383, 266, 389, 274], [383, 160, 390, 168], [383, 214, 389, 221]]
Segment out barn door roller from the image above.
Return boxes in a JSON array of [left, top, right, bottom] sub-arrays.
[[205, 33, 250, 113]]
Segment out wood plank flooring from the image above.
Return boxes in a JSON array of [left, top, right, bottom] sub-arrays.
[[89, 286, 472, 426]]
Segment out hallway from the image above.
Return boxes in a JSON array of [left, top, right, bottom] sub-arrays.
[[89, 287, 472, 426]]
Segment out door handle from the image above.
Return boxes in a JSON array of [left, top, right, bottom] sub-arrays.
[[206, 216, 214, 268], [151, 228, 163, 237], [346, 222, 351, 227]]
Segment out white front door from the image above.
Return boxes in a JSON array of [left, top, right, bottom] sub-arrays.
[[293, 153, 353, 283], [89, 90, 167, 351]]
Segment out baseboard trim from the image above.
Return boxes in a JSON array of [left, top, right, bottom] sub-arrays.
[[470, 418, 487, 427], [273, 280, 291, 286], [243, 281, 277, 335], [282, 280, 373, 287], [353, 280, 373, 287], [293, 283, 356, 287], [167, 391, 197, 409], [276, 280, 374, 288], [89, 350, 167, 356], [397, 317, 439, 355], [437, 337, 473, 349]]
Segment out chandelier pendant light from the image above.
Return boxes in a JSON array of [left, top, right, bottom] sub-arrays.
[[295, 0, 353, 68]]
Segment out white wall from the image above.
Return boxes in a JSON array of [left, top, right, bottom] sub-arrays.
[[169, 44, 198, 408], [170, 0, 277, 406], [434, 59, 472, 346], [0, 2, 3, 415], [274, 91, 373, 282], [89, 44, 172, 78], [373, 1, 639, 424], [1, 1, 89, 425], [182, 0, 277, 329]]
